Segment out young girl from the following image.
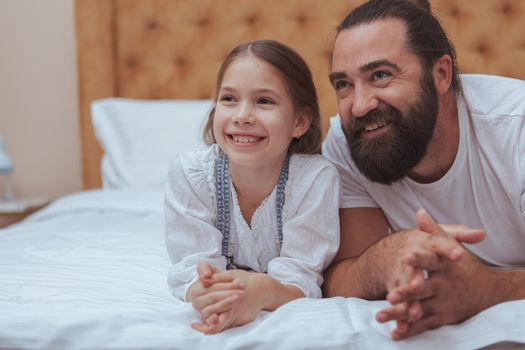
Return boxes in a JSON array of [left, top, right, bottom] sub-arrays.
[[165, 39, 340, 334]]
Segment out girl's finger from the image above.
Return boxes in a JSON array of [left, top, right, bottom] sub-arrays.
[[201, 278, 246, 294], [192, 290, 242, 311], [203, 310, 235, 335], [200, 291, 244, 321], [197, 261, 214, 279]]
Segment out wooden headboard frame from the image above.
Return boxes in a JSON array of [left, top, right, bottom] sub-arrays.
[[76, 0, 525, 189]]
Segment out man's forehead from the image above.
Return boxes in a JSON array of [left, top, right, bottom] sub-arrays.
[[332, 18, 409, 69]]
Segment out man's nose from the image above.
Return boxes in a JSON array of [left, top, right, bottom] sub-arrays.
[[351, 86, 379, 117]]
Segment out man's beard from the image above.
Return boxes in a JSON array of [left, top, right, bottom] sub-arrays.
[[342, 71, 439, 185]]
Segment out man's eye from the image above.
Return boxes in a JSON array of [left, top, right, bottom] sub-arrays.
[[371, 71, 391, 80], [258, 98, 274, 105], [334, 80, 351, 91]]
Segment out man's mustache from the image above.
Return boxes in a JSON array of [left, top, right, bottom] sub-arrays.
[[346, 107, 401, 137]]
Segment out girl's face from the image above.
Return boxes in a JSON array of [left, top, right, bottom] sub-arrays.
[[213, 56, 309, 169]]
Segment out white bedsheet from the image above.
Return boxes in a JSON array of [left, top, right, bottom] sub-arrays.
[[0, 190, 524, 350]]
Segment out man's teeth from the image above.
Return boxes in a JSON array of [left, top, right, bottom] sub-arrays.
[[364, 119, 389, 131], [232, 135, 259, 143]]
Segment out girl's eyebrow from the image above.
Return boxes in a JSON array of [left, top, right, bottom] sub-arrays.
[[220, 86, 281, 96], [254, 88, 279, 95]]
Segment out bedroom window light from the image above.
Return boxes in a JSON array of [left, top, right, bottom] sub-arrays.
[[0, 135, 15, 201]]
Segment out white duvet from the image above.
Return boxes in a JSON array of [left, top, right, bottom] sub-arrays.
[[0, 190, 524, 350]]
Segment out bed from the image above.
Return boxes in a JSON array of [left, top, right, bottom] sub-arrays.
[[1, 0, 525, 349]]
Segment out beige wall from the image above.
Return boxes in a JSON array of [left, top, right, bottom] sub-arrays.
[[0, 0, 82, 200]]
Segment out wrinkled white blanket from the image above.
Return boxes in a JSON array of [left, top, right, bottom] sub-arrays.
[[0, 190, 524, 350]]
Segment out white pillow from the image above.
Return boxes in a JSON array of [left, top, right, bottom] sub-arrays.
[[91, 98, 213, 190]]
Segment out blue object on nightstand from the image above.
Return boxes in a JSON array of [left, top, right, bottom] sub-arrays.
[[0, 135, 15, 201]]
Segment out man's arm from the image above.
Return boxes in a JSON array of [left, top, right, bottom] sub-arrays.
[[323, 207, 390, 299], [383, 250, 525, 339], [377, 210, 523, 340], [323, 208, 479, 301]]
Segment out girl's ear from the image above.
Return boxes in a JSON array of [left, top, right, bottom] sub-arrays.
[[293, 111, 311, 138]]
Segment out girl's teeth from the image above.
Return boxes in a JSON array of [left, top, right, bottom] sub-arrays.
[[233, 135, 259, 143]]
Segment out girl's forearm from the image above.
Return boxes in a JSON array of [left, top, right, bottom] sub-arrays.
[[254, 273, 305, 311]]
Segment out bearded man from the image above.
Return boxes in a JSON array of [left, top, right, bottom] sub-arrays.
[[322, 0, 525, 340]]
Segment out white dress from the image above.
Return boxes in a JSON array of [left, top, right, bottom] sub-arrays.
[[165, 144, 341, 300]]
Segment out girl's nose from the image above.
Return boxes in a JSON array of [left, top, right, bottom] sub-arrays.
[[232, 103, 255, 124]]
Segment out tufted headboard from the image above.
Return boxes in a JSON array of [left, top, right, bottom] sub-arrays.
[[76, 0, 525, 189]]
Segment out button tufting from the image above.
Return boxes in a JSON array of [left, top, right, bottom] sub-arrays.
[[245, 15, 258, 26], [476, 43, 490, 55], [501, 3, 513, 16], [449, 6, 460, 18], [147, 20, 159, 30], [196, 17, 210, 27], [174, 57, 187, 67], [295, 14, 308, 25], [126, 57, 138, 69]]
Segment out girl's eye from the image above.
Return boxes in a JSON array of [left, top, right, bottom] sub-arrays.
[[219, 94, 235, 102], [257, 97, 275, 105]]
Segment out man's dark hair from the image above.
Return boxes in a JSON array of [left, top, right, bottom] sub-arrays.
[[337, 0, 461, 93]]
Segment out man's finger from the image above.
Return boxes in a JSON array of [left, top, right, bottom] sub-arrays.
[[391, 313, 442, 340], [390, 302, 423, 336], [387, 279, 434, 304], [376, 301, 411, 323], [416, 209, 444, 237], [448, 228, 486, 244], [428, 236, 465, 262], [405, 250, 444, 272]]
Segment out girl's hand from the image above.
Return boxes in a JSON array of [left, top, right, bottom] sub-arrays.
[[186, 262, 245, 301], [187, 262, 245, 334], [191, 270, 268, 334]]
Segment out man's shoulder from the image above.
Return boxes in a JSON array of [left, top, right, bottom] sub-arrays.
[[460, 74, 525, 117], [326, 115, 345, 137]]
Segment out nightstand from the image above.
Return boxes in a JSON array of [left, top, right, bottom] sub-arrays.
[[0, 198, 50, 228]]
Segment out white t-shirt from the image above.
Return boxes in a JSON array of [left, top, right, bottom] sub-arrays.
[[323, 74, 525, 267], [165, 144, 341, 300]]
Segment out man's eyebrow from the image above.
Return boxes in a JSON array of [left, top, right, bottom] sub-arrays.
[[328, 60, 401, 84], [360, 59, 401, 73], [328, 71, 347, 84]]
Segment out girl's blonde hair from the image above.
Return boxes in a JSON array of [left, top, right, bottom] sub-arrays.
[[203, 39, 322, 154]]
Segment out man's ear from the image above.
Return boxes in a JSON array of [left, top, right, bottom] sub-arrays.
[[293, 111, 312, 138], [433, 54, 453, 95]]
